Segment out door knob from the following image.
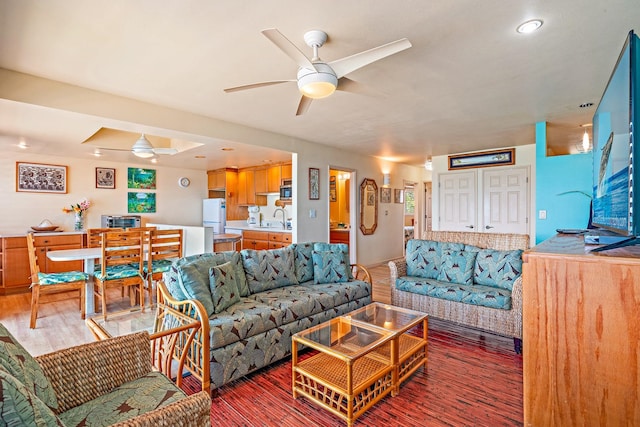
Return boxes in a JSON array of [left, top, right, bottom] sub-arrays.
[[485, 225, 494, 229], [465, 225, 474, 229]]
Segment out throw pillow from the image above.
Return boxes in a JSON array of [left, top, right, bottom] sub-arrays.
[[474, 249, 524, 291], [0, 323, 59, 411], [241, 247, 298, 294], [312, 250, 350, 284], [0, 368, 63, 426], [176, 262, 215, 316], [436, 250, 478, 286], [312, 242, 352, 279], [290, 242, 315, 283], [209, 262, 241, 314], [406, 239, 440, 279]]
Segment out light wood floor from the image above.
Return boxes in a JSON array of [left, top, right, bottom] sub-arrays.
[[0, 263, 394, 356]]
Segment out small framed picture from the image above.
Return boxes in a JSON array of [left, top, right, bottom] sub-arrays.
[[16, 162, 67, 193], [380, 187, 391, 203], [309, 168, 319, 200], [394, 189, 404, 204], [96, 167, 116, 189]]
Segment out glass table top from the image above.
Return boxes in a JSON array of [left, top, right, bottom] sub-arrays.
[[346, 302, 427, 333]]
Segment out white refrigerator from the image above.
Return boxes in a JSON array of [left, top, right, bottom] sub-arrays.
[[203, 198, 226, 234]]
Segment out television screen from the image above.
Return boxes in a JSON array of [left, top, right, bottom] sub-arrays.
[[592, 31, 639, 237]]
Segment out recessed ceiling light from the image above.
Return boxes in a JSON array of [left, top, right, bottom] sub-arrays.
[[18, 137, 28, 149], [195, 155, 206, 159], [516, 19, 543, 34], [579, 102, 594, 108], [151, 158, 158, 163], [93, 149, 102, 157], [221, 147, 234, 151]]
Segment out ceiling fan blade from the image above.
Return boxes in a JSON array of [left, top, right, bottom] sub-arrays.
[[96, 147, 130, 152], [329, 38, 412, 78], [224, 80, 294, 93], [336, 77, 367, 94], [152, 148, 178, 155], [296, 96, 313, 116], [261, 28, 318, 71]]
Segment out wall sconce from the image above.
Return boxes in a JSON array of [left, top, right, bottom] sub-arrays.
[[383, 173, 391, 187], [424, 159, 433, 171], [338, 172, 350, 180]]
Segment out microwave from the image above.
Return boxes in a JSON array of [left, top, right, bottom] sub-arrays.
[[101, 215, 141, 229], [280, 179, 292, 200]]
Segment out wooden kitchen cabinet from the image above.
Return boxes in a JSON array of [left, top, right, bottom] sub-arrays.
[[237, 169, 256, 205], [522, 234, 640, 426], [2, 237, 30, 292], [242, 230, 291, 250], [254, 167, 268, 194], [267, 165, 282, 193], [281, 163, 292, 181], [34, 234, 83, 273], [1, 233, 84, 294], [207, 169, 226, 190]]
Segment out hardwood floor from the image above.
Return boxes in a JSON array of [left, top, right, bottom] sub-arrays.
[[0, 263, 524, 426]]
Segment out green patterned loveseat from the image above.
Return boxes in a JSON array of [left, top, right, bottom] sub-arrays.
[[388, 231, 529, 352], [159, 242, 372, 394]]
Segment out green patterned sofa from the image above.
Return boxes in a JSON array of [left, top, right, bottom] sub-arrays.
[[0, 322, 211, 426], [159, 242, 372, 394], [388, 231, 529, 352]]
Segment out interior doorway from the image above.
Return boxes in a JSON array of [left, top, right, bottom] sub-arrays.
[[403, 180, 418, 253], [328, 167, 356, 260]]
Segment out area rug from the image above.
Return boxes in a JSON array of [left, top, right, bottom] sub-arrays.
[[180, 319, 523, 426]]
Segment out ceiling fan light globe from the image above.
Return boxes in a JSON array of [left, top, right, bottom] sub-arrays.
[[131, 134, 155, 157], [297, 65, 337, 99]]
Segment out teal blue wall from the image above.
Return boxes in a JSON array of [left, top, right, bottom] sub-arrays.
[[535, 122, 594, 244]]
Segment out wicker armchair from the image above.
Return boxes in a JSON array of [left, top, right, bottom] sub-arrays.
[[0, 322, 211, 426]]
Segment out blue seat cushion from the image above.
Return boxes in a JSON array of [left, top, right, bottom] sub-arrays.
[[143, 259, 174, 275], [436, 249, 478, 285], [37, 271, 87, 285], [58, 372, 186, 427], [94, 265, 141, 281], [474, 249, 523, 291], [209, 262, 241, 315], [241, 247, 298, 293]]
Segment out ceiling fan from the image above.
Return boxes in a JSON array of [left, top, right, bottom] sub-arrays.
[[224, 28, 412, 115], [97, 134, 178, 158]]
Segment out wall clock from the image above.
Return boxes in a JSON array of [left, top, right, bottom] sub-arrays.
[[178, 177, 190, 188]]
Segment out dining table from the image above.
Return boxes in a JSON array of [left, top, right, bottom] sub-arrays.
[[47, 247, 102, 315]]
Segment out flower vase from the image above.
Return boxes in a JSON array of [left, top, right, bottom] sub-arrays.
[[74, 212, 84, 231]]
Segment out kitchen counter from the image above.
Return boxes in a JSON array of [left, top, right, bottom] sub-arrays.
[[225, 221, 291, 233], [213, 233, 242, 242], [0, 230, 85, 238]]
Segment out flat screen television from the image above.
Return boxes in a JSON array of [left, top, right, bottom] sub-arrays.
[[590, 30, 640, 251]]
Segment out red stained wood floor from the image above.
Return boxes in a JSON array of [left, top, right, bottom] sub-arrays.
[[181, 318, 523, 426]]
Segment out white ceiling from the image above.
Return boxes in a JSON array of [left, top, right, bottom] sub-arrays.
[[0, 0, 638, 170]]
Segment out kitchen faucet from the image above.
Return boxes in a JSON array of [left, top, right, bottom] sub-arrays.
[[273, 208, 286, 230]]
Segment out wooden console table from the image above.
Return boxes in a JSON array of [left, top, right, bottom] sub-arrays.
[[523, 234, 640, 425]]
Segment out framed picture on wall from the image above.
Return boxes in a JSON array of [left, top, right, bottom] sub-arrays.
[[394, 189, 404, 204], [96, 167, 116, 189], [127, 167, 156, 189], [329, 175, 337, 202], [128, 192, 156, 213], [16, 162, 67, 193], [380, 187, 391, 203], [309, 167, 319, 200]]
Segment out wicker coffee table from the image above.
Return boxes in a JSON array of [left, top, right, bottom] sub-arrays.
[[292, 303, 428, 426], [347, 302, 428, 395]]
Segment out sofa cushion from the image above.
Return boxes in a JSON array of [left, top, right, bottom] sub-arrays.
[[312, 243, 352, 279], [474, 249, 524, 291], [436, 250, 477, 285], [58, 372, 186, 427], [300, 280, 371, 308], [208, 299, 284, 349], [0, 368, 62, 426], [209, 262, 241, 314], [397, 276, 512, 310], [312, 250, 350, 284], [250, 286, 334, 324], [0, 323, 58, 411], [290, 242, 315, 283], [241, 247, 298, 293]]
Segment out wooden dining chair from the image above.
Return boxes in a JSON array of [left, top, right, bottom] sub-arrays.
[[145, 228, 183, 305], [26, 233, 87, 329], [87, 227, 125, 297], [93, 230, 145, 321]]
